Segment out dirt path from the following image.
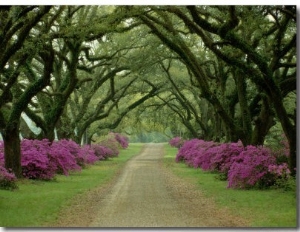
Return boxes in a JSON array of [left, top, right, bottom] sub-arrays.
[[53, 143, 248, 227]]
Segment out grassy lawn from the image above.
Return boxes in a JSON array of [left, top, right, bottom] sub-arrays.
[[0, 143, 144, 227], [163, 145, 297, 227]]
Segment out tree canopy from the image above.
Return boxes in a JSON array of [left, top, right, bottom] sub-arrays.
[[0, 5, 296, 177]]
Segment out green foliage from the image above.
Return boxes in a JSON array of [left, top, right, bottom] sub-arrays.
[[0, 178, 18, 191], [0, 180, 18, 191], [272, 176, 296, 192]]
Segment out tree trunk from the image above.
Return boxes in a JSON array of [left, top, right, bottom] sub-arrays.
[[235, 71, 252, 145], [40, 124, 56, 142], [251, 95, 275, 145], [3, 121, 22, 178], [73, 133, 82, 144], [288, 133, 296, 176], [271, 92, 296, 176], [212, 111, 222, 142]]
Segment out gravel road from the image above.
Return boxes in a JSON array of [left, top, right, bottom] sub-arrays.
[[53, 143, 248, 227]]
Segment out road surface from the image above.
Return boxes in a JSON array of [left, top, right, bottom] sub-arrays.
[[53, 143, 248, 227]]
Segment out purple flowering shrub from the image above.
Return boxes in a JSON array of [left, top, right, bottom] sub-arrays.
[[175, 139, 201, 164], [90, 144, 114, 160], [113, 133, 129, 149], [80, 145, 100, 166], [176, 139, 216, 167], [98, 137, 119, 157], [0, 166, 18, 190], [192, 143, 221, 170], [227, 146, 278, 189], [21, 139, 57, 180], [0, 137, 126, 184], [169, 137, 185, 148], [20, 139, 102, 179], [0, 143, 18, 190], [48, 141, 82, 174], [207, 142, 245, 180], [271, 134, 290, 165], [91, 132, 129, 159], [268, 163, 291, 178], [18, 139, 100, 180], [267, 163, 294, 190], [53, 139, 98, 168], [176, 138, 292, 190]]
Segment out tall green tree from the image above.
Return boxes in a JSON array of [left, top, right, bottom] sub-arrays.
[[176, 6, 296, 174], [128, 5, 296, 174], [0, 6, 54, 177], [23, 6, 141, 142]]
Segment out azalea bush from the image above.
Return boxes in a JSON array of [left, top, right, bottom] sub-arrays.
[[90, 144, 115, 160], [193, 143, 222, 170], [1, 139, 100, 181], [113, 132, 129, 149], [207, 142, 245, 180], [227, 146, 277, 189], [272, 134, 290, 164], [21, 139, 100, 179], [53, 139, 98, 168], [0, 166, 18, 190], [48, 140, 82, 174], [268, 163, 291, 179], [0, 134, 128, 187], [80, 145, 100, 166], [90, 132, 129, 160], [0, 143, 18, 190], [267, 163, 294, 191], [175, 139, 216, 167], [97, 136, 120, 157], [175, 138, 292, 190], [21, 139, 57, 180], [169, 137, 185, 148]]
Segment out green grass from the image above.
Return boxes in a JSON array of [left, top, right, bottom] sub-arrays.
[[163, 145, 297, 227], [0, 143, 144, 227]]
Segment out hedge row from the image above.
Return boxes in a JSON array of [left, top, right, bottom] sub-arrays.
[[0, 133, 128, 190], [170, 137, 291, 189]]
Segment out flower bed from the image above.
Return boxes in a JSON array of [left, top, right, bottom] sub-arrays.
[[171, 137, 292, 189]]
